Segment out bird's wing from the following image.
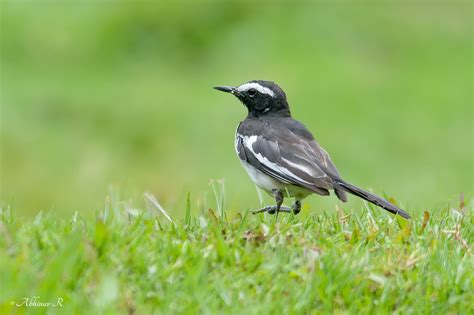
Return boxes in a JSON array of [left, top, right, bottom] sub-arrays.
[[236, 119, 338, 194]]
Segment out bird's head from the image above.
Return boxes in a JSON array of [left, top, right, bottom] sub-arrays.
[[214, 80, 291, 118]]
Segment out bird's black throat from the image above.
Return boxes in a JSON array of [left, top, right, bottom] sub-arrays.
[[244, 100, 292, 119]]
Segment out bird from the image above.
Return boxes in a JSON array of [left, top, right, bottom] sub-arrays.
[[214, 80, 410, 219]]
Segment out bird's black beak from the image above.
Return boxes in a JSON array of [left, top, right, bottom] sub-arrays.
[[213, 86, 235, 94]]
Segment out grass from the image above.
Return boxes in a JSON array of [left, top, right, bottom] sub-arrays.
[[1, 192, 472, 314]]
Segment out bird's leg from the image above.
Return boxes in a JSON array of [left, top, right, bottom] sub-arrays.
[[292, 200, 301, 215], [251, 189, 291, 215], [273, 189, 284, 220], [271, 189, 283, 214]]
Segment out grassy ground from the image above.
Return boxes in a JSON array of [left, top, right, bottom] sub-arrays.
[[1, 193, 472, 314]]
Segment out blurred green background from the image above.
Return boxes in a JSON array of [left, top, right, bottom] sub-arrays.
[[1, 1, 472, 217]]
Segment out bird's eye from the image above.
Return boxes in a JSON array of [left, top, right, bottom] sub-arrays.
[[247, 88, 257, 97]]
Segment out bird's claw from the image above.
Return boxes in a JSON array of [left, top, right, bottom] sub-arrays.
[[251, 205, 291, 215]]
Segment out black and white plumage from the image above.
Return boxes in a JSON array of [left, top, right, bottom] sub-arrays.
[[214, 80, 410, 219]]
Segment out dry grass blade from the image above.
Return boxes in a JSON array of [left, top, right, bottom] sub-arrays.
[[144, 192, 175, 225], [420, 211, 430, 234], [442, 223, 471, 254]]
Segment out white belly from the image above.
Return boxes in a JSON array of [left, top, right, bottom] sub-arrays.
[[240, 160, 311, 199]]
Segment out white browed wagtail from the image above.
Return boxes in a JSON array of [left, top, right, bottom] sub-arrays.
[[214, 80, 410, 219]]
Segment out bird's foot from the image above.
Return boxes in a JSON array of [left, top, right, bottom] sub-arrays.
[[251, 205, 291, 215], [292, 200, 301, 215]]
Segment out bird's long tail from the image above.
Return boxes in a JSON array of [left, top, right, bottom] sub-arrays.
[[334, 178, 410, 219]]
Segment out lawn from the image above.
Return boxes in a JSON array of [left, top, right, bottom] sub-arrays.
[[0, 192, 472, 314]]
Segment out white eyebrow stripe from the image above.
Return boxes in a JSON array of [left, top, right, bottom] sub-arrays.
[[236, 83, 275, 97]]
